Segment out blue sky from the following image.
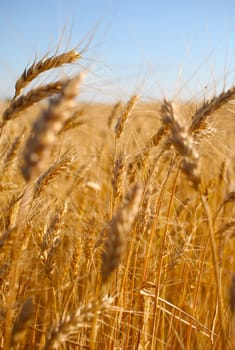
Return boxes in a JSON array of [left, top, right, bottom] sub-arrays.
[[1, 0, 235, 101]]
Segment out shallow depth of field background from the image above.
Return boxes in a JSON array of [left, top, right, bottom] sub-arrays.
[[2, 0, 235, 101]]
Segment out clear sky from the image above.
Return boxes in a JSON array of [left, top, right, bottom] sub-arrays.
[[1, 0, 235, 101]]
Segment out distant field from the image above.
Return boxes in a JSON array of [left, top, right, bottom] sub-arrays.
[[0, 48, 235, 350]]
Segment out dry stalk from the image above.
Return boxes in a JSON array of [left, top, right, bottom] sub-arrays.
[[230, 274, 235, 349], [14, 49, 81, 98], [230, 274, 235, 313], [202, 196, 226, 349]]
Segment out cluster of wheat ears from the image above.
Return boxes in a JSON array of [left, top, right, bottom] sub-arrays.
[[0, 46, 235, 350]]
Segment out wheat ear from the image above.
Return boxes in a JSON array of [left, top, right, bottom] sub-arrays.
[[45, 296, 113, 350], [101, 183, 142, 282], [58, 109, 85, 135], [115, 95, 138, 139], [190, 86, 235, 136], [161, 99, 200, 188], [21, 74, 84, 181], [108, 101, 122, 128], [14, 49, 81, 98], [2, 81, 65, 124]]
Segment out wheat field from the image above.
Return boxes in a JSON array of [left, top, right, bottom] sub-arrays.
[[0, 47, 235, 350]]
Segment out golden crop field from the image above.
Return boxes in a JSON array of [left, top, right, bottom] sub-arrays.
[[0, 48, 235, 350]]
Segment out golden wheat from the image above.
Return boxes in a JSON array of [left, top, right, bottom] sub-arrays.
[[0, 45, 234, 350], [14, 49, 81, 99], [21, 75, 83, 181]]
